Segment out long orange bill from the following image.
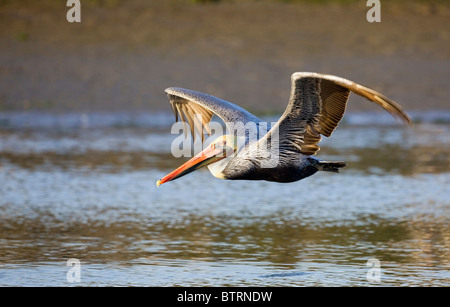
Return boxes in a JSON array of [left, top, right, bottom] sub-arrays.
[[156, 145, 224, 187]]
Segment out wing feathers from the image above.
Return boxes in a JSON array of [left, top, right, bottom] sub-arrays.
[[318, 79, 350, 137], [165, 87, 261, 143], [165, 74, 412, 156], [259, 72, 412, 156], [352, 83, 413, 126]]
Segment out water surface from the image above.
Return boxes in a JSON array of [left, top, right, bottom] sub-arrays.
[[0, 112, 449, 286]]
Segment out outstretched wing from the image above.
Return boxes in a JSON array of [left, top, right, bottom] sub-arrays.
[[259, 72, 413, 156], [165, 87, 262, 142]]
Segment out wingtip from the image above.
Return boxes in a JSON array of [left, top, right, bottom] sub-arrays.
[[401, 110, 415, 127], [405, 116, 415, 128], [357, 84, 415, 128]]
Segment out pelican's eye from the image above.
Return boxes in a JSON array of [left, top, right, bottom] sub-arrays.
[[213, 140, 227, 149]]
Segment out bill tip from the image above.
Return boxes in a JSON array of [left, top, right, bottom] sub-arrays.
[[156, 180, 161, 187]]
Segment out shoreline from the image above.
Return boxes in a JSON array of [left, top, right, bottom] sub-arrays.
[[1, 1, 449, 113], [1, 109, 449, 131]]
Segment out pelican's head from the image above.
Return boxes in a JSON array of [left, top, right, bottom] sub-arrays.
[[156, 135, 240, 187]]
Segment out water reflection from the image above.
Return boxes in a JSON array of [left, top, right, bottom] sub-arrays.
[[0, 124, 448, 175], [0, 122, 449, 286], [1, 211, 448, 266]]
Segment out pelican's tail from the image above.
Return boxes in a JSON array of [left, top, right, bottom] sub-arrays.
[[308, 158, 346, 173]]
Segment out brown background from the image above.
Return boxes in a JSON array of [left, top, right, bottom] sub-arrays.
[[1, 0, 449, 115]]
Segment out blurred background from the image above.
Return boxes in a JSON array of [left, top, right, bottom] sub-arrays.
[[0, 0, 449, 286], [0, 0, 449, 116]]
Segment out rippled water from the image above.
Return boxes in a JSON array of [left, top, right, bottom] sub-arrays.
[[0, 112, 449, 286]]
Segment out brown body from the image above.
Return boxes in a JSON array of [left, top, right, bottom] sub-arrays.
[[157, 72, 412, 187]]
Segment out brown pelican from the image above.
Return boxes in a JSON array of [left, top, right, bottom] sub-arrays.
[[156, 72, 413, 186]]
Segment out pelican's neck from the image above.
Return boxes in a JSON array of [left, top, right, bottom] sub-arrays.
[[207, 157, 231, 179], [206, 135, 247, 179]]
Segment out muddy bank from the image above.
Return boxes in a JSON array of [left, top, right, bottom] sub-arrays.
[[0, 1, 449, 114]]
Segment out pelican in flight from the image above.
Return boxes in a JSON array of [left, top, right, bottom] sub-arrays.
[[156, 72, 412, 186]]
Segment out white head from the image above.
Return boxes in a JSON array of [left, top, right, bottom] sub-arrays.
[[156, 134, 245, 186]]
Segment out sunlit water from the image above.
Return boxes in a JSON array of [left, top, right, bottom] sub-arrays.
[[0, 112, 449, 286]]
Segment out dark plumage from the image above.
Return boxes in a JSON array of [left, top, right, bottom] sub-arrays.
[[157, 72, 412, 187]]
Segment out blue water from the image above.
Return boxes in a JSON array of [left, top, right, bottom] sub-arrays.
[[0, 112, 449, 286]]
